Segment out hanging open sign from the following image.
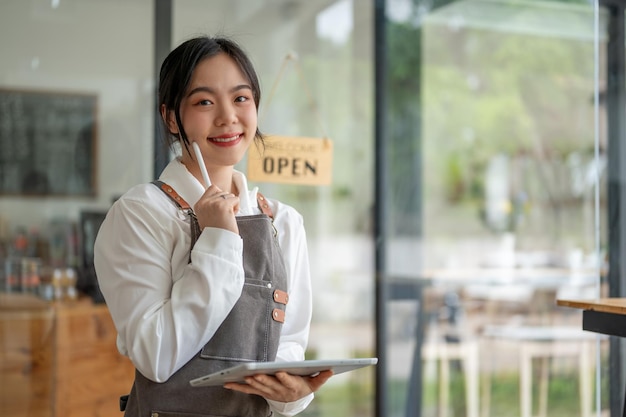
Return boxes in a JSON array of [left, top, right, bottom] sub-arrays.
[[247, 135, 333, 186]]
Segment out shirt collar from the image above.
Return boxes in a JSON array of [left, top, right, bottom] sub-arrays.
[[158, 158, 257, 215], [233, 170, 258, 216]]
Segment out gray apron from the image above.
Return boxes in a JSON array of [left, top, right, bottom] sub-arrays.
[[121, 181, 289, 417]]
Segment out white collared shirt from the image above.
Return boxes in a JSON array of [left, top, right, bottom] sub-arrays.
[[94, 158, 313, 415]]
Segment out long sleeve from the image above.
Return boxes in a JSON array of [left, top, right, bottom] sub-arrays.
[[95, 163, 317, 415], [94, 184, 245, 382]]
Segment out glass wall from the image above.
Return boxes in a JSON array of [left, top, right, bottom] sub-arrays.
[[0, 0, 155, 247], [172, 1, 377, 416], [381, 0, 608, 416], [1, 0, 618, 416], [0, 1, 154, 415], [1, 1, 376, 416]]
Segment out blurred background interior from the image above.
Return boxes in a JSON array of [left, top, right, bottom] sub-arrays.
[[0, 0, 624, 416]]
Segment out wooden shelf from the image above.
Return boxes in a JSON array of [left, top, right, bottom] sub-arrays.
[[0, 294, 135, 417]]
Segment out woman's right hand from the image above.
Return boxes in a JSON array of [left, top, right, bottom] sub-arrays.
[[193, 185, 240, 234]]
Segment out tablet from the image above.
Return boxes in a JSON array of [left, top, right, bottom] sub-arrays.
[[189, 358, 378, 387]]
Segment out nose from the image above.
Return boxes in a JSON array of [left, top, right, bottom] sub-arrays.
[[214, 102, 237, 126]]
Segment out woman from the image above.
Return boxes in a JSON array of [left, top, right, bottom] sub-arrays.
[[94, 35, 332, 417]]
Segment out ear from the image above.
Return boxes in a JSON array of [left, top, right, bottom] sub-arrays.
[[160, 104, 179, 135]]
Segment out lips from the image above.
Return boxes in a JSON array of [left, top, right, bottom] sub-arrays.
[[208, 133, 243, 147]]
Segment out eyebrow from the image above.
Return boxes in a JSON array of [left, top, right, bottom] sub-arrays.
[[187, 84, 252, 97]]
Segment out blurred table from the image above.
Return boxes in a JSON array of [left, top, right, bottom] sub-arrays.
[[556, 298, 626, 338], [428, 267, 596, 296]]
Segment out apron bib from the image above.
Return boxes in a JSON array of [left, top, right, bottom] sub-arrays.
[[121, 181, 289, 417]]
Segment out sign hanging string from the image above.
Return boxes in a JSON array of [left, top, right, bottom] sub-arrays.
[[260, 52, 329, 141]]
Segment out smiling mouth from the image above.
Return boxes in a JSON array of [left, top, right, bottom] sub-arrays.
[[210, 134, 242, 143]]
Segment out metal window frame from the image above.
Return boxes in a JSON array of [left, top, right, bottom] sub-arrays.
[[601, 2, 626, 416], [153, 0, 171, 177]]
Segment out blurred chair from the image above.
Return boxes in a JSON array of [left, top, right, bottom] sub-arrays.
[[479, 287, 598, 417], [422, 289, 480, 417]]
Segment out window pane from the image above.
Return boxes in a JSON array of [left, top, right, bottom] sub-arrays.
[[0, 0, 153, 415], [385, 0, 606, 416], [173, 1, 376, 416]]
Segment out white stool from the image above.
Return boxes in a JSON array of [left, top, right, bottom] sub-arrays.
[[482, 325, 597, 417], [422, 339, 480, 417]]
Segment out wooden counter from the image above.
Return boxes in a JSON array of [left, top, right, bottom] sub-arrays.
[[0, 294, 135, 417], [556, 297, 626, 315], [556, 297, 626, 416]]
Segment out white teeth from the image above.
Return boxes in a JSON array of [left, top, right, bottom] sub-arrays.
[[212, 135, 239, 142]]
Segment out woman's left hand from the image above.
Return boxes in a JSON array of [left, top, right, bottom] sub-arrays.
[[223, 370, 333, 402]]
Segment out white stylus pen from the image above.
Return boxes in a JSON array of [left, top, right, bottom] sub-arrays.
[[192, 141, 212, 188]]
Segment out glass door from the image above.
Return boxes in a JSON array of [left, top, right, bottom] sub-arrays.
[[380, 0, 607, 416]]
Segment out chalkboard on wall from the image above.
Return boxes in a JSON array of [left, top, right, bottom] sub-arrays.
[[0, 88, 97, 196]]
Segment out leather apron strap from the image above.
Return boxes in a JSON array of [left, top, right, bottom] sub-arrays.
[[153, 180, 275, 253]]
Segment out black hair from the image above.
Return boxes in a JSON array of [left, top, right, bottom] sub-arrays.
[[158, 36, 263, 155]]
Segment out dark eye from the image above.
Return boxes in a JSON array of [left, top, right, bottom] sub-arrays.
[[198, 99, 212, 106], [235, 96, 249, 103]]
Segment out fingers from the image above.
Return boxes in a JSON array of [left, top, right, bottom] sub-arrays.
[[194, 186, 240, 232], [223, 381, 261, 396], [201, 186, 239, 205], [223, 373, 297, 401], [305, 370, 334, 392], [216, 192, 235, 200], [206, 186, 238, 205], [245, 374, 292, 398], [223, 375, 284, 398], [224, 371, 334, 403], [206, 185, 230, 199]]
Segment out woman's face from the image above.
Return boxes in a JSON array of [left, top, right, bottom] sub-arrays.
[[169, 53, 258, 170]]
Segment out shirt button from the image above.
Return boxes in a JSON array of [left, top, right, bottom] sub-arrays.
[[267, 283, 272, 288]]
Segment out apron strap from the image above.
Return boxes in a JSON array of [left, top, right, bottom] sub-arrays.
[[256, 192, 274, 219], [151, 181, 276, 257], [152, 180, 200, 262], [153, 180, 192, 210]]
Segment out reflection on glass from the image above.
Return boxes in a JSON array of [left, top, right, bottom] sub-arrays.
[[173, 1, 375, 416], [386, 0, 607, 416]]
